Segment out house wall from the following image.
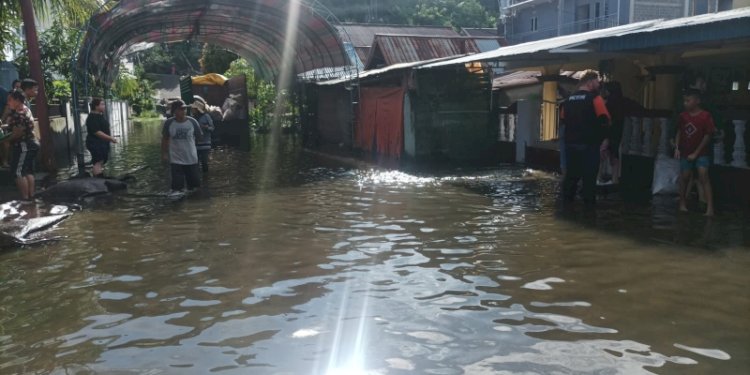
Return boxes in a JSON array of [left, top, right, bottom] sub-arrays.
[[506, 0, 699, 43], [316, 86, 353, 149], [630, 0, 687, 22], [509, 0, 629, 42], [411, 68, 498, 164]]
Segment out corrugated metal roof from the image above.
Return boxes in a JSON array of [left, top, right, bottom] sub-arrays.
[[317, 55, 467, 86], [336, 24, 461, 48], [419, 20, 659, 69], [492, 70, 581, 89], [461, 27, 500, 38], [492, 71, 541, 89], [365, 35, 504, 69], [421, 8, 750, 69], [475, 39, 504, 53], [598, 7, 750, 51], [79, 0, 350, 83]]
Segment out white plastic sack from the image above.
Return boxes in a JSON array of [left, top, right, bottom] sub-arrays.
[[652, 155, 680, 195]]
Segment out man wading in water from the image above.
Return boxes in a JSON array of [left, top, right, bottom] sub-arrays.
[[85, 98, 118, 177], [560, 70, 611, 206], [161, 100, 203, 193]]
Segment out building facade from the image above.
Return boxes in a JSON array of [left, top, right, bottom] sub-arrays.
[[500, 0, 746, 43]]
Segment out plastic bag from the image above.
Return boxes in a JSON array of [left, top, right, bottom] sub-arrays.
[[652, 155, 680, 195]]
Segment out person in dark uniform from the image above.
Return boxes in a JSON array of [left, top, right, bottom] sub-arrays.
[[560, 70, 611, 206], [85, 98, 118, 177]]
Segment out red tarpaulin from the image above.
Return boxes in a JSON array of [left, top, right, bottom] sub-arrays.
[[357, 87, 404, 158]]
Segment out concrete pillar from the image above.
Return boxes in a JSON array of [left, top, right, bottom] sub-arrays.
[[541, 81, 558, 141], [499, 114, 506, 141], [732, 120, 747, 168], [714, 134, 726, 165], [516, 99, 541, 163]]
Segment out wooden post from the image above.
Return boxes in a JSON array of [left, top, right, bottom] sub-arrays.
[[19, 0, 56, 173]]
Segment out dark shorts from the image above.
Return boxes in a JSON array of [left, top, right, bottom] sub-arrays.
[[170, 164, 201, 191], [87, 141, 110, 164], [680, 156, 711, 172], [10, 143, 37, 178]]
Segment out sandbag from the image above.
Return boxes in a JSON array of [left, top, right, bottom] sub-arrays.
[[652, 155, 680, 195]]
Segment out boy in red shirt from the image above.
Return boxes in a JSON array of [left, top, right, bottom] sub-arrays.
[[674, 89, 716, 216]]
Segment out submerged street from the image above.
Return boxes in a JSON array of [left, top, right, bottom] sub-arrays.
[[0, 122, 748, 374]]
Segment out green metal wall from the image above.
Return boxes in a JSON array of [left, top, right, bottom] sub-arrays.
[[411, 67, 498, 164]]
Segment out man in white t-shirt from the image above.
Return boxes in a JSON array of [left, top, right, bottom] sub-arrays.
[[161, 100, 203, 191]]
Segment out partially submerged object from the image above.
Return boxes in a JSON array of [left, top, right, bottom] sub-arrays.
[[35, 177, 128, 204], [0, 201, 72, 246]]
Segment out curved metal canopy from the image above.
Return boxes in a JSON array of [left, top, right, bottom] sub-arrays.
[[77, 0, 351, 87]]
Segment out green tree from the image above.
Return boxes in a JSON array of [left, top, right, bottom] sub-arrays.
[[317, 0, 495, 28], [137, 41, 202, 75], [0, 0, 99, 59], [412, 0, 495, 28], [113, 66, 156, 116], [13, 19, 79, 99], [224, 58, 292, 131], [199, 44, 238, 74]]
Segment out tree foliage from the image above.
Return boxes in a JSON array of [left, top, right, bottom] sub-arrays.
[[136, 42, 202, 75], [199, 44, 238, 74], [13, 19, 78, 99], [0, 0, 99, 60], [113, 66, 156, 116], [317, 0, 496, 28], [224, 58, 292, 131]]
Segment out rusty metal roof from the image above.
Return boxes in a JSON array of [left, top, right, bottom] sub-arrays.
[[364, 35, 502, 69], [460, 27, 500, 38], [77, 0, 352, 85], [337, 24, 461, 48], [336, 23, 462, 65]]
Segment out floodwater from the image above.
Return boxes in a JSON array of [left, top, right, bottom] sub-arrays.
[[0, 122, 748, 375]]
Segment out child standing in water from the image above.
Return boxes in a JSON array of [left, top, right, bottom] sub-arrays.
[[675, 89, 716, 216]]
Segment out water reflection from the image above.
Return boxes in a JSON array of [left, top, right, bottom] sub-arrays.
[[0, 123, 747, 374]]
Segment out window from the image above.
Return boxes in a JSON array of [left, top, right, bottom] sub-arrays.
[[731, 81, 739, 91], [530, 17, 538, 31], [718, 0, 733, 12]]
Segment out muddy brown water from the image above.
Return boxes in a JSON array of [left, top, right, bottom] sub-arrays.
[[0, 122, 748, 374]]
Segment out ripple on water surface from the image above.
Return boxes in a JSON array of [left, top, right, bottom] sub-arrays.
[[0, 131, 748, 374]]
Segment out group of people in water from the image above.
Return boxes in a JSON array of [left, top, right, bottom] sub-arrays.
[[92, 96, 215, 193], [0, 79, 216, 200], [0, 70, 719, 216], [560, 70, 716, 216]]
